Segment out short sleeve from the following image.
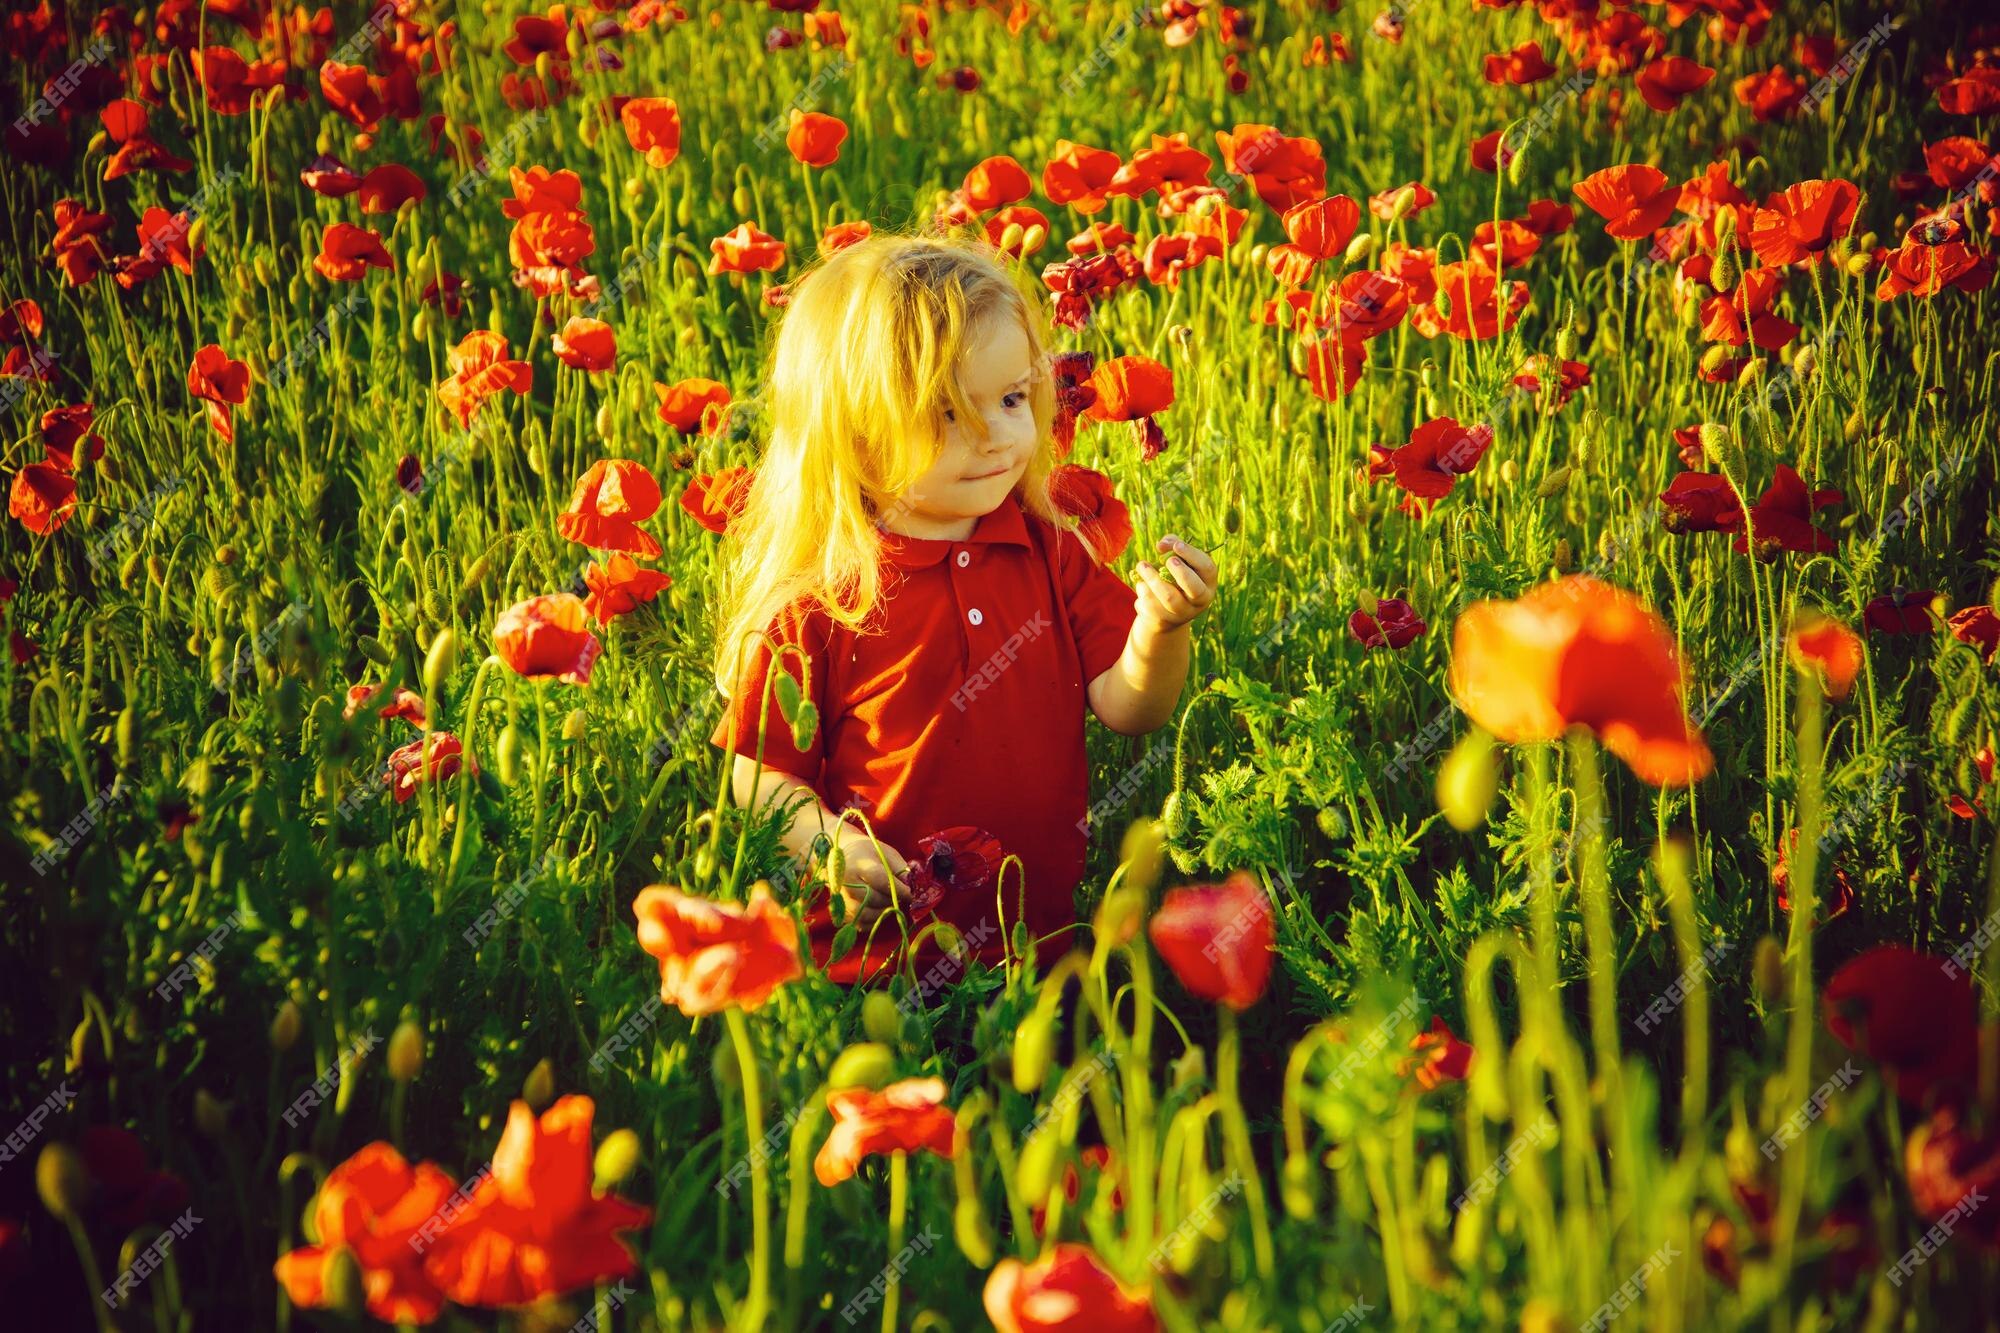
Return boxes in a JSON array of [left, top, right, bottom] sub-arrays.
[[1055, 527, 1139, 684], [708, 605, 831, 786]]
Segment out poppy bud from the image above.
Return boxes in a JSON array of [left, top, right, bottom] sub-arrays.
[[1710, 249, 1738, 293], [423, 627, 459, 696], [1388, 184, 1418, 223], [861, 991, 901, 1045], [321, 1245, 366, 1319], [1343, 232, 1376, 265], [1751, 935, 1785, 1009], [1281, 1150, 1315, 1220], [1437, 728, 1498, 831], [1553, 538, 1573, 574], [195, 1088, 231, 1138], [1499, 459, 1520, 485], [772, 671, 803, 724], [388, 1020, 425, 1082], [1842, 250, 1871, 278], [790, 700, 819, 752], [1555, 326, 1577, 362], [1736, 357, 1765, 387], [1015, 1124, 1061, 1204], [594, 1127, 641, 1192], [1012, 1010, 1054, 1095], [523, 1057, 556, 1109], [1167, 323, 1193, 351], [1248, 243, 1268, 267], [828, 1042, 896, 1091], [1022, 223, 1047, 253], [1536, 465, 1573, 497], [36, 1143, 89, 1221], [1118, 817, 1166, 897], [271, 998, 303, 1051], [954, 1196, 995, 1268], [563, 708, 589, 742]]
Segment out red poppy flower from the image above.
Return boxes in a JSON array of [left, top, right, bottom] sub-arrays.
[[423, 1096, 653, 1309], [1429, 261, 1528, 340], [1748, 179, 1861, 268], [1863, 588, 1936, 635], [194, 46, 285, 116], [1635, 55, 1716, 112], [1469, 128, 1510, 174], [421, 272, 467, 318], [1370, 180, 1436, 221], [1660, 472, 1744, 533], [1047, 464, 1131, 562], [1950, 605, 2000, 662], [1214, 122, 1326, 214], [1106, 132, 1213, 199], [1735, 465, 1841, 556], [41, 405, 103, 471], [1043, 140, 1122, 215], [1149, 873, 1273, 1010], [1574, 164, 1682, 241], [1771, 827, 1856, 923], [633, 884, 803, 1018], [1875, 240, 1995, 301], [437, 331, 532, 430], [1086, 355, 1175, 460], [1177, 194, 1247, 249], [984, 1243, 1157, 1333], [1470, 218, 1542, 272], [1369, 416, 1492, 501], [188, 344, 250, 442], [385, 732, 467, 803], [986, 205, 1049, 257], [582, 553, 671, 625], [1905, 1105, 2000, 1248], [679, 466, 754, 536], [1050, 351, 1098, 456], [1349, 597, 1426, 650], [1516, 199, 1576, 236], [557, 459, 663, 556], [814, 1078, 958, 1186], [654, 378, 731, 436], [552, 317, 616, 372], [102, 110, 193, 180], [344, 683, 427, 727], [1824, 946, 1979, 1106], [1321, 271, 1408, 344], [1938, 68, 2000, 117], [10, 462, 76, 535], [493, 593, 603, 685], [1450, 576, 1713, 786], [1734, 66, 1807, 121], [272, 1143, 453, 1325], [1298, 335, 1367, 404], [1678, 160, 1751, 219], [0, 299, 41, 346], [1700, 269, 1798, 350], [1400, 1017, 1474, 1090], [1281, 194, 1360, 260], [1141, 232, 1221, 287], [1513, 356, 1591, 408], [820, 219, 873, 255], [899, 826, 1005, 917], [1380, 242, 1437, 304], [1787, 612, 1864, 700], [315, 222, 394, 282], [320, 60, 385, 131], [1030, 1146, 1123, 1238], [955, 155, 1032, 214], [619, 97, 680, 168], [1483, 40, 1556, 86], [49, 199, 113, 286], [708, 221, 786, 275], [786, 111, 847, 168], [301, 153, 361, 197]]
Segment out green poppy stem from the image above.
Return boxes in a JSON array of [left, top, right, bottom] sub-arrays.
[[883, 1150, 907, 1333], [1215, 1007, 1274, 1279], [723, 1007, 770, 1328]]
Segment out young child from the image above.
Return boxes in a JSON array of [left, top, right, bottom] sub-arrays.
[[707, 232, 1218, 984]]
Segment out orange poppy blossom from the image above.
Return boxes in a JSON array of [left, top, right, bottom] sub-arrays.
[[582, 553, 671, 625], [986, 204, 1050, 257], [1573, 163, 1682, 241], [786, 110, 847, 167], [320, 59, 387, 132], [1281, 193, 1360, 260], [551, 317, 616, 372], [1399, 1016, 1474, 1091], [344, 682, 427, 727], [1042, 139, 1122, 214], [708, 221, 787, 275], [654, 378, 732, 436], [385, 732, 469, 803], [422, 1096, 653, 1309], [314, 222, 394, 282], [1424, 261, 1528, 340], [272, 1142, 457, 1324], [100, 98, 193, 180], [618, 96, 680, 167], [0, 299, 41, 344], [1937, 67, 2000, 117], [1635, 55, 1717, 113], [1735, 465, 1841, 557], [41, 404, 104, 471], [632, 883, 804, 1018], [680, 466, 754, 535], [813, 1077, 958, 1187], [436, 331, 532, 430], [1380, 241, 1438, 304], [1370, 179, 1436, 220], [1748, 179, 1860, 268], [493, 593, 603, 685], [984, 1243, 1158, 1333], [1085, 355, 1175, 460], [1875, 240, 1996, 302], [50, 198, 114, 286], [1298, 335, 1367, 404], [503, 166, 596, 296], [1698, 267, 1798, 350], [1047, 463, 1132, 561], [188, 344, 250, 442], [1949, 605, 2000, 662], [1448, 575, 1714, 786], [1469, 218, 1542, 272], [1213, 122, 1325, 214], [1734, 66, 1807, 122], [9, 462, 78, 535], [959, 155, 1034, 213], [1512, 356, 1591, 408], [114, 206, 205, 289], [559, 458, 664, 555], [1482, 39, 1556, 86], [820, 219, 873, 255], [1141, 231, 1221, 287], [1787, 612, 1864, 700], [356, 163, 426, 213], [1106, 132, 1213, 200], [1148, 873, 1274, 1010]]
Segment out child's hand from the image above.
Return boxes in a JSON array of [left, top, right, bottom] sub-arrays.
[[835, 833, 911, 931], [1133, 533, 1218, 633]]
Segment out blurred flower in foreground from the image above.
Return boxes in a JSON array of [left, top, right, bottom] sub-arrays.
[[814, 1077, 957, 1186], [273, 1142, 455, 1324], [984, 1242, 1158, 1333], [1148, 872, 1273, 1010], [1787, 611, 1864, 700], [493, 594, 602, 685]]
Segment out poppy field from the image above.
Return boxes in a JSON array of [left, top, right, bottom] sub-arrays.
[[7, 0, 2000, 1328]]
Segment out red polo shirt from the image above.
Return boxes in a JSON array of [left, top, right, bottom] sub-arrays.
[[709, 492, 1139, 984]]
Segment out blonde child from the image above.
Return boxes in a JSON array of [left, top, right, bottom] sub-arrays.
[[708, 232, 1218, 983]]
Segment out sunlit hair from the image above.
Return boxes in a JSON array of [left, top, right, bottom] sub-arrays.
[[711, 230, 1093, 698]]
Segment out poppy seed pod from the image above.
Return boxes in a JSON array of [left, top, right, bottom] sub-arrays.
[[36, 1143, 90, 1221], [523, 1057, 556, 1110], [829, 1042, 897, 1091], [271, 998, 302, 1051], [1736, 358, 1765, 387], [387, 1020, 424, 1082], [1536, 465, 1573, 497], [861, 991, 901, 1046], [423, 627, 459, 695], [1437, 728, 1499, 831], [1553, 538, 1574, 573]]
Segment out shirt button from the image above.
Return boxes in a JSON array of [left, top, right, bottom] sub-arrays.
[[955, 550, 971, 568], [967, 608, 984, 626]]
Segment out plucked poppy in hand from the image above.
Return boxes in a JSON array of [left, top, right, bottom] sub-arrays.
[[1048, 464, 1132, 561], [271, 1143, 454, 1324], [1281, 194, 1360, 260], [1905, 1105, 2000, 1249], [1635, 55, 1716, 112], [1400, 1017, 1474, 1090], [1863, 588, 1936, 635], [315, 222, 394, 282], [1573, 164, 1682, 241], [633, 884, 803, 1017], [1086, 355, 1175, 461], [1050, 351, 1097, 455], [41, 405, 103, 471], [1043, 140, 1122, 214], [619, 97, 680, 167], [188, 344, 250, 442], [1482, 40, 1556, 86], [679, 466, 754, 536], [1734, 66, 1807, 121], [1148, 872, 1274, 1010], [786, 111, 846, 167], [1787, 612, 1864, 700], [423, 1096, 653, 1308], [984, 1243, 1158, 1333], [1449, 576, 1714, 786], [900, 826, 1005, 917], [960, 155, 1033, 213], [708, 222, 787, 275], [385, 732, 467, 803], [1734, 465, 1841, 556], [344, 683, 428, 727], [10, 463, 76, 535], [1748, 179, 1861, 267], [1349, 597, 1426, 649], [437, 332, 532, 430], [1368, 416, 1492, 500], [357, 164, 426, 213], [1949, 605, 2000, 662], [814, 1078, 958, 1186], [655, 378, 732, 436], [1298, 335, 1367, 403], [552, 317, 616, 372], [582, 553, 671, 625], [1660, 472, 1744, 533], [1824, 946, 1980, 1107], [493, 594, 602, 685]]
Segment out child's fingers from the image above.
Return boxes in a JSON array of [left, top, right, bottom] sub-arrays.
[[1157, 534, 1218, 584], [1160, 552, 1212, 606], [1135, 561, 1194, 622]]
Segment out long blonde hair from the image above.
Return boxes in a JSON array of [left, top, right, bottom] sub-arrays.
[[712, 231, 1090, 697]]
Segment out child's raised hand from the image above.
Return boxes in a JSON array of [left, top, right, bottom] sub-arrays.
[[836, 834, 911, 931], [1133, 533, 1219, 632]]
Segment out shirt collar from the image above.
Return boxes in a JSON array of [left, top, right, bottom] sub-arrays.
[[878, 491, 1033, 568]]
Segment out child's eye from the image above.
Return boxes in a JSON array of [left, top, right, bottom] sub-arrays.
[[942, 408, 956, 423], [1003, 392, 1025, 409]]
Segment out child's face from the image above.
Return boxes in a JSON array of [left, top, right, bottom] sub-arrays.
[[882, 313, 1038, 542]]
